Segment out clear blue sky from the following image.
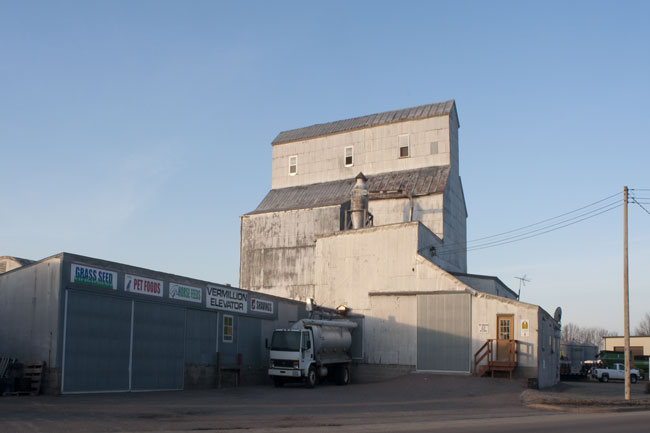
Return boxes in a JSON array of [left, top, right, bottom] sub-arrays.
[[1, 1, 648, 333]]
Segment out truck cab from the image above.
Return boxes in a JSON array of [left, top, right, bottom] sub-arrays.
[[268, 329, 317, 387]]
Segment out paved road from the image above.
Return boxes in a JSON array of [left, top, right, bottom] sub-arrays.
[[1, 374, 648, 432]]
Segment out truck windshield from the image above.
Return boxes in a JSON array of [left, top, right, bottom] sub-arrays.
[[270, 331, 301, 351]]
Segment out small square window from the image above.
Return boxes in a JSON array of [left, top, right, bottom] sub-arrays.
[[223, 315, 233, 343], [344, 146, 353, 167], [398, 135, 410, 158], [289, 155, 297, 175]]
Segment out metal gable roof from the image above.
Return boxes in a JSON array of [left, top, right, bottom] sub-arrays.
[[246, 166, 450, 215], [272, 100, 456, 145]]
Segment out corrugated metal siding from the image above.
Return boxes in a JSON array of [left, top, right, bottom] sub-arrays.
[[237, 316, 261, 367], [417, 293, 470, 372], [131, 302, 185, 390], [185, 309, 217, 365], [248, 166, 449, 215], [63, 291, 131, 393], [272, 100, 455, 145]]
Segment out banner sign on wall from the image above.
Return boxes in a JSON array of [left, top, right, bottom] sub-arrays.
[[125, 274, 163, 297], [250, 297, 274, 314], [71, 263, 117, 290], [206, 286, 248, 313], [169, 283, 202, 303], [521, 319, 530, 337]]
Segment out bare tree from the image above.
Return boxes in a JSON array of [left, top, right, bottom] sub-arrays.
[[634, 312, 650, 335], [561, 322, 580, 343], [561, 322, 614, 349]]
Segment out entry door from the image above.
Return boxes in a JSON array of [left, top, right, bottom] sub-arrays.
[[496, 315, 513, 360]]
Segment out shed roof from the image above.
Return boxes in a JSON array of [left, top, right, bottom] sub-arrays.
[[247, 166, 449, 215], [0, 256, 35, 266], [272, 100, 456, 145]]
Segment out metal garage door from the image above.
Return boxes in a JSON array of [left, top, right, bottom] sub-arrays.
[[131, 301, 186, 390], [62, 291, 132, 393], [185, 309, 217, 365], [237, 316, 261, 367], [417, 293, 471, 372]]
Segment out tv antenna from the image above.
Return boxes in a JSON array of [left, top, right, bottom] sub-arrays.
[[515, 275, 530, 300]]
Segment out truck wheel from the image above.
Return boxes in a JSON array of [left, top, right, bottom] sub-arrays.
[[273, 377, 284, 388], [601, 374, 609, 383], [631, 374, 638, 384], [305, 367, 317, 388], [336, 365, 350, 386]]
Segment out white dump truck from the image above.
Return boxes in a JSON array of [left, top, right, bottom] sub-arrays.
[[268, 318, 357, 388]]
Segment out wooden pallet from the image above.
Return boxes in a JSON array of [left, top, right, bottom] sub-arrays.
[[7, 361, 45, 396], [24, 362, 44, 395]]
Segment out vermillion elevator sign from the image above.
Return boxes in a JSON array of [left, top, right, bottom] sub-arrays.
[[206, 286, 248, 313]]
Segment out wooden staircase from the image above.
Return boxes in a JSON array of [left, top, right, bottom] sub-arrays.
[[474, 339, 518, 379]]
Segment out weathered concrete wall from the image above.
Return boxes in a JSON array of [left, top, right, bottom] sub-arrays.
[[351, 362, 414, 383], [240, 206, 342, 300], [184, 364, 217, 389], [314, 222, 468, 311], [272, 115, 452, 189], [0, 257, 61, 367], [364, 295, 418, 365], [315, 223, 417, 310]]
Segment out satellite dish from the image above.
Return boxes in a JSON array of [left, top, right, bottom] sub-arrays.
[[554, 307, 562, 323]]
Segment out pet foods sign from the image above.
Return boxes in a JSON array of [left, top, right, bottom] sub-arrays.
[[125, 274, 163, 297], [206, 286, 248, 313]]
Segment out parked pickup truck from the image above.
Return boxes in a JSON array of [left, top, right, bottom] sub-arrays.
[[591, 363, 640, 383]]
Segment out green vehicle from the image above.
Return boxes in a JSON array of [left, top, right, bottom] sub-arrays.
[[597, 350, 649, 380]]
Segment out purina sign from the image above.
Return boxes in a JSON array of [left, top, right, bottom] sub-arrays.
[[250, 297, 274, 315]]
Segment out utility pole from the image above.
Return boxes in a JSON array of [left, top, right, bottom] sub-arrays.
[[623, 186, 630, 401]]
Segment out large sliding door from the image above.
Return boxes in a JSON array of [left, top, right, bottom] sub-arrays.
[[63, 291, 187, 393], [417, 293, 471, 372], [63, 291, 131, 393], [131, 301, 185, 390]]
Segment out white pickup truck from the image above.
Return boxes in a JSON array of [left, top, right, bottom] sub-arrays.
[[591, 363, 640, 383]]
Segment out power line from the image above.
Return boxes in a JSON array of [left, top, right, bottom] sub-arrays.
[[437, 196, 622, 251], [437, 202, 622, 255], [631, 198, 650, 216], [462, 192, 620, 247]]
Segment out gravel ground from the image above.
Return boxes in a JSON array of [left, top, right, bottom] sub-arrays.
[[523, 378, 650, 409], [1, 373, 649, 432]]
